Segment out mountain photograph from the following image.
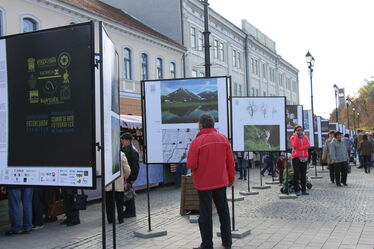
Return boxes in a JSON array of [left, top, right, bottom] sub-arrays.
[[160, 78, 219, 124]]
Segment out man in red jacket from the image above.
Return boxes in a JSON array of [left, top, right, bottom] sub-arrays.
[[187, 113, 235, 249], [290, 125, 311, 196]]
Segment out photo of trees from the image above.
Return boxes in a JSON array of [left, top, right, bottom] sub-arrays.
[[244, 125, 280, 151]]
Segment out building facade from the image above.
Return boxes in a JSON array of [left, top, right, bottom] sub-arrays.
[[103, 0, 300, 102], [0, 0, 186, 115]]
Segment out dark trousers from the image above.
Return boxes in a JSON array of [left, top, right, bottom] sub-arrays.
[[197, 187, 232, 249], [292, 158, 307, 192], [32, 188, 44, 226], [362, 155, 371, 172], [278, 168, 284, 184], [328, 164, 335, 182], [175, 164, 188, 187], [61, 188, 80, 222], [124, 197, 136, 216], [105, 191, 124, 223], [334, 162, 348, 185]]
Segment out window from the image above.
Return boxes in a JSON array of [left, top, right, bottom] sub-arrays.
[[251, 58, 255, 74], [219, 42, 224, 61], [269, 68, 275, 82], [198, 31, 204, 51], [141, 53, 148, 80], [170, 62, 176, 79], [234, 83, 238, 96], [22, 17, 38, 33], [191, 27, 196, 49], [192, 70, 197, 77], [263, 91, 266, 96], [0, 10, 3, 35], [279, 74, 284, 86], [237, 52, 241, 69], [156, 58, 163, 79], [262, 64, 268, 79], [251, 88, 255, 96], [124, 48, 132, 80], [292, 81, 297, 91], [238, 84, 242, 96], [232, 50, 237, 67], [214, 40, 219, 59], [199, 72, 205, 77], [256, 89, 259, 96]]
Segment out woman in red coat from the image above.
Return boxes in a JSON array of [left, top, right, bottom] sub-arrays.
[[290, 125, 311, 196]]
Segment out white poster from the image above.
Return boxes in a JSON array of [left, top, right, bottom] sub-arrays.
[[338, 123, 344, 133], [329, 122, 338, 132], [101, 25, 121, 186], [315, 116, 323, 148], [144, 77, 228, 163], [303, 110, 314, 147], [232, 97, 286, 152], [286, 105, 303, 131]]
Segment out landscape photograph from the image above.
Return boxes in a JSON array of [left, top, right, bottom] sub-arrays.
[[244, 125, 280, 151], [160, 78, 219, 124]]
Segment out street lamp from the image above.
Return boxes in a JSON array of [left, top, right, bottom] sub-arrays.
[[333, 84, 339, 122], [352, 107, 356, 130], [305, 51, 320, 178], [346, 96, 352, 129], [357, 112, 360, 129]]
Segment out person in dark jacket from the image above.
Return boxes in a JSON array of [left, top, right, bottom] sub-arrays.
[[121, 133, 139, 218], [60, 188, 80, 226], [358, 134, 374, 173]]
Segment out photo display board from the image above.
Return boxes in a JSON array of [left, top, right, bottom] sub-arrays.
[[329, 122, 338, 131], [232, 97, 286, 152], [286, 105, 303, 149], [303, 110, 315, 147], [0, 22, 95, 187], [100, 24, 121, 186], [321, 119, 329, 146], [314, 116, 323, 148], [143, 77, 229, 164]]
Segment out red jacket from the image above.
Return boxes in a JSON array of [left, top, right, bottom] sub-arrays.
[[290, 134, 311, 159], [187, 128, 235, 191]]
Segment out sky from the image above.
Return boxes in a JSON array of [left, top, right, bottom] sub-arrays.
[[161, 78, 217, 95], [209, 0, 374, 119]]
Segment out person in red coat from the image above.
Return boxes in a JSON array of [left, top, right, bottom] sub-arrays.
[[290, 125, 311, 196], [187, 113, 235, 249]]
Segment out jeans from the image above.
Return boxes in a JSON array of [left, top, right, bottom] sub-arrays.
[[197, 187, 232, 249], [292, 158, 307, 192], [7, 187, 33, 233], [238, 159, 248, 179], [105, 191, 124, 222], [334, 162, 348, 184]]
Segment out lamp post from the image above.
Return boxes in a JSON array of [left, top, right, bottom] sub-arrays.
[[346, 97, 351, 130], [202, 0, 211, 77], [305, 51, 320, 178], [352, 107, 356, 130], [333, 84, 339, 122], [357, 112, 360, 129]]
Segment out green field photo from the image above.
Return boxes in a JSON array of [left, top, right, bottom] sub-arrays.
[[244, 125, 280, 151]]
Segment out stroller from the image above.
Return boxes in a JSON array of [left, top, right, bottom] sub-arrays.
[[280, 167, 312, 194]]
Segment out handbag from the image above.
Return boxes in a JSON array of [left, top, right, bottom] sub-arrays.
[[48, 191, 64, 217], [72, 189, 88, 210], [124, 184, 136, 202]]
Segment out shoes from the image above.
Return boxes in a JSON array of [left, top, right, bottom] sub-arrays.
[[66, 220, 80, 226], [4, 231, 22, 236], [222, 244, 232, 249], [238, 177, 243, 180], [331, 180, 334, 183], [295, 192, 301, 196], [60, 219, 70, 225], [243, 178, 247, 180], [44, 217, 57, 223], [302, 192, 309, 195], [343, 183, 348, 186], [32, 225, 44, 230], [336, 184, 342, 187], [118, 219, 124, 224], [260, 172, 265, 177], [21, 230, 32, 234], [123, 213, 136, 218]]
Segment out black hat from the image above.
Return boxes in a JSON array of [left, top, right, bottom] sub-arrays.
[[121, 133, 133, 141], [334, 131, 343, 136]]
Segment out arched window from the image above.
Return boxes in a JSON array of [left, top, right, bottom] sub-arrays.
[[22, 17, 38, 33], [170, 62, 176, 79], [124, 48, 132, 80], [156, 58, 163, 79], [141, 53, 148, 80]]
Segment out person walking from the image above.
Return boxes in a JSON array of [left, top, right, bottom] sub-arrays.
[[343, 134, 354, 162], [276, 153, 287, 185], [261, 152, 275, 177], [322, 130, 336, 183], [358, 134, 374, 173], [290, 125, 311, 196], [105, 152, 131, 224], [330, 132, 349, 186], [5, 187, 33, 235], [121, 133, 139, 218], [60, 188, 80, 226], [187, 113, 235, 249]]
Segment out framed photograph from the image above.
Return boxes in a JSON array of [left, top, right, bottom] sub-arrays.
[[286, 105, 303, 130]]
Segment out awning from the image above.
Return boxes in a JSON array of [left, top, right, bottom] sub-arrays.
[[120, 114, 142, 129]]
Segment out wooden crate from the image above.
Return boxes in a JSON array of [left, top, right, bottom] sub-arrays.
[[180, 175, 199, 215]]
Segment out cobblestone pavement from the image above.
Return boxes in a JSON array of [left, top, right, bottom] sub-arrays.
[[1, 164, 374, 249]]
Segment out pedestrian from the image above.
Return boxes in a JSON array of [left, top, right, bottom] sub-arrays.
[[236, 152, 244, 179], [356, 130, 365, 168], [343, 134, 354, 161], [261, 152, 275, 177], [322, 130, 336, 183], [105, 152, 131, 224], [175, 163, 188, 187], [5, 187, 33, 235], [60, 188, 80, 226], [276, 153, 287, 185], [330, 131, 349, 186], [187, 113, 235, 249], [290, 125, 311, 196], [32, 187, 45, 230], [358, 134, 374, 173], [121, 133, 139, 218]]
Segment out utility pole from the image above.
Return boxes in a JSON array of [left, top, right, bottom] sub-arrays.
[[202, 0, 211, 77]]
